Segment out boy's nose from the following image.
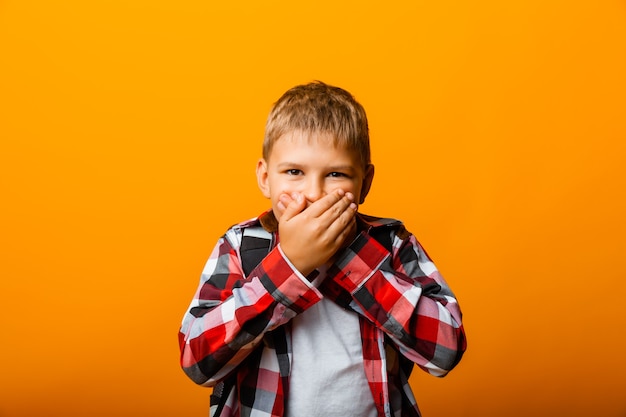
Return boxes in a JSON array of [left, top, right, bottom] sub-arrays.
[[303, 179, 325, 203]]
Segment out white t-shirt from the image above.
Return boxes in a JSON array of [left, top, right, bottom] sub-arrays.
[[285, 269, 378, 417]]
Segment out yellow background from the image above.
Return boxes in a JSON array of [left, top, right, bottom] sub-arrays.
[[1, 1, 625, 416]]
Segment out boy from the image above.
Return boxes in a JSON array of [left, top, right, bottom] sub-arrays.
[[178, 81, 466, 417]]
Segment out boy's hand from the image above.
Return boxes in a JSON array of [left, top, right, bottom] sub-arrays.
[[277, 190, 357, 277]]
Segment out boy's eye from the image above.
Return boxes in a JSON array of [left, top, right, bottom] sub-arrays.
[[286, 169, 302, 175], [328, 172, 348, 178]]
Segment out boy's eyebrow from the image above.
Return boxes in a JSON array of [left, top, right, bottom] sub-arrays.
[[327, 165, 357, 172], [276, 162, 357, 172]]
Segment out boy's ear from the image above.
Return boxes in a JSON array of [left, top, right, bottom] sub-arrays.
[[256, 158, 271, 199], [359, 164, 375, 204]]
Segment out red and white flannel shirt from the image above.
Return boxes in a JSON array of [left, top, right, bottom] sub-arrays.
[[179, 210, 466, 417]]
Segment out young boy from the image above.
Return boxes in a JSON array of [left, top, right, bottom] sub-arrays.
[[178, 81, 466, 417]]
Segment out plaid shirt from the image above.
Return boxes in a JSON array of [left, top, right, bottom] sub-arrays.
[[179, 211, 466, 417]]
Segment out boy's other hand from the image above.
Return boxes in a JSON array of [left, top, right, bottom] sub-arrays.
[[278, 190, 357, 276]]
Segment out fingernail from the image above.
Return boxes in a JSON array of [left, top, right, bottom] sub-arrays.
[[345, 192, 354, 201]]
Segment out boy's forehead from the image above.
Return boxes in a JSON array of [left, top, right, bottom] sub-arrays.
[[272, 130, 354, 157], [269, 130, 360, 163], [266, 128, 368, 171]]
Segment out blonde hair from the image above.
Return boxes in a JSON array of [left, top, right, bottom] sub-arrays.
[[263, 81, 370, 169]]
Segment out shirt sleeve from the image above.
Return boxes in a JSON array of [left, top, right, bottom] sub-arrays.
[[178, 227, 323, 386], [320, 227, 467, 377]]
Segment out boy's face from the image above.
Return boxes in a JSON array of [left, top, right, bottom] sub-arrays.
[[256, 130, 374, 221]]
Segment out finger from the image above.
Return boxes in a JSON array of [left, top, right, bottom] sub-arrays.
[[318, 218, 357, 264], [306, 189, 353, 218], [332, 217, 357, 246], [316, 201, 357, 247], [275, 193, 295, 218], [317, 192, 357, 225], [278, 192, 306, 222], [328, 201, 358, 234]]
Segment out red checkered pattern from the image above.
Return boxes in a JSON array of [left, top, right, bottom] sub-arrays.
[[179, 211, 466, 416]]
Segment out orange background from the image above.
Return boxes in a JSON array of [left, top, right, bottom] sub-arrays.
[[1, 1, 625, 416]]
